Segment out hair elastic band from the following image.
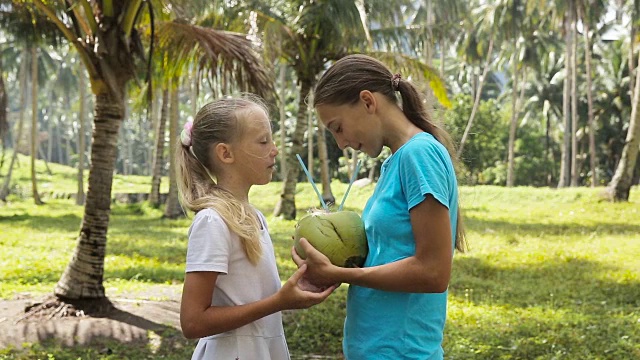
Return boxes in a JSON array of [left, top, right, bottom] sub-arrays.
[[180, 121, 193, 147], [391, 73, 402, 91]]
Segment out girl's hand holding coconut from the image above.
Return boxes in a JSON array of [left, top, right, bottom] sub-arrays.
[[291, 238, 343, 288], [276, 263, 338, 308]]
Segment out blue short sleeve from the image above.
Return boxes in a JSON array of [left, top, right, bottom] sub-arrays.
[[398, 137, 454, 211]]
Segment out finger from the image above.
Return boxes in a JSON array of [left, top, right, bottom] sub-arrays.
[[317, 283, 338, 298], [291, 246, 305, 266], [288, 263, 307, 283], [298, 237, 316, 254]]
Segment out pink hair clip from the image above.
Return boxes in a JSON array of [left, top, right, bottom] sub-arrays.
[[180, 121, 193, 147]]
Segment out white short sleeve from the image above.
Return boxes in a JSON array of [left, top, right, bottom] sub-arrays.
[[185, 209, 232, 274]]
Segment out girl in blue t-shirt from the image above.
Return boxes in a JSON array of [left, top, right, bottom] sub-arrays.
[[293, 54, 467, 360]]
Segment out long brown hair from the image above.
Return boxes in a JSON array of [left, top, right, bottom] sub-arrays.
[[175, 95, 269, 264], [313, 54, 466, 252]]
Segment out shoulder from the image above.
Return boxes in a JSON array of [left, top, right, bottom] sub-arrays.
[[396, 133, 453, 172], [400, 133, 448, 158], [190, 208, 231, 236]]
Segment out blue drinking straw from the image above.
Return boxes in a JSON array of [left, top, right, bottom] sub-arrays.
[[338, 159, 361, 211], [296, 154, 329, 211]]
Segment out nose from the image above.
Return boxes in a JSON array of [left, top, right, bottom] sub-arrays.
[[334, 135, 348, 150], [272, 142, 279, 156]]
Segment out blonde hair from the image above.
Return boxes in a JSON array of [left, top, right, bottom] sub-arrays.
[[175, 95, 269, 265], [314, 54, 466, 252]]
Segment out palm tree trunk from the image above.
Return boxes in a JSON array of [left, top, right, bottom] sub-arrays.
[[274, 79, 311, 219], [307, 91, 314, 177], [30, 47, 43, 205], [368, 159, 377, 181], [506, 53, 519, 187], [439, 36, 445, 78], [558, 16, 573, 188], [279, 63, 287, 179], [629, 24, 636, 100], [343, 148, 353, 180], [424, 0, 433, 66], [317, 120, 335, 205], [570, 9, 579, 187], [582, 15, 597, 187], [54, 89, 125, 300], [149, 88, 168, 207], [0, 55, 27, 201], [606, 52, 640, 201], [77, 66, 87, 205], [164, 82, 183, 219], [458, 36, 494, 156], [47, 109, 53, 163], [147, 88, 160, 175], [0, 56, 7, 154], [56, 125, 63, 165], [350, 149, 358, 178]]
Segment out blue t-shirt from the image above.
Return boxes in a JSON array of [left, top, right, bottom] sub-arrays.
[[343, 132, 458, 360]]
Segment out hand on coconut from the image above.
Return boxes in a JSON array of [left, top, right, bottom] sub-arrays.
[[292, 238, 342, 289], [277, 264, 337, 309]]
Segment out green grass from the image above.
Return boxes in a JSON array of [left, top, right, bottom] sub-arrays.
[[0, 151, 168, 199], [1, 156, 639, 359]]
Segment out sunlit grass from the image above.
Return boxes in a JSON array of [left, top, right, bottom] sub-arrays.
[[0, 150, 169, 198], [1, 176, 639, 358]]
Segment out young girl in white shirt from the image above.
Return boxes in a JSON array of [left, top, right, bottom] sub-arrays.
[[176, 95, 335, 359]]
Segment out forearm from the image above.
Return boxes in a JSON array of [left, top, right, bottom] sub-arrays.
[[334, 256, 450, 293], [181, 293, 283, 339]]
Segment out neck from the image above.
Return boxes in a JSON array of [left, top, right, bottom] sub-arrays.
[[216, 176, 250, 202], [381, 105, 422, 153]]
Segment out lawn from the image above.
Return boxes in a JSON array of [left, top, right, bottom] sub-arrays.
[[0, 158, 639, 359]]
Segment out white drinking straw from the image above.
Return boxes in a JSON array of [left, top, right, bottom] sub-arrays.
[[338, 159, 361, 211], [296, 154, 329, 211]]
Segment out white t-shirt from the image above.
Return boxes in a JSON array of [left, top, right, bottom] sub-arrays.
[[185, 208, 290, 360]]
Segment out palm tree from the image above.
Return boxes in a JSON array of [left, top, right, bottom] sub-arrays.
[[76, 59, 88, 205], [163, 79, 183, 219], [29, 46, 43, 204], [13, 0, 273, 311], [229, 0, 446, 219], [457, 2, 500, 157], [0, 56, 7, 160], [225, 0, 378, 218], [577, 0, 607, 187], [606, 19, 640, 201], [148, 87, 168, 207], [0, 48, 27, 202], [520, 51, 564, 184]]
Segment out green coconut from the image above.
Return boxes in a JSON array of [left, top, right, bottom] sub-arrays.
[[294, 210, 368, 268]]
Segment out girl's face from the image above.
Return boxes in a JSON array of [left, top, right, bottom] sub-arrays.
[[316, 98, 384, 158], [234, 106, 278, 185]]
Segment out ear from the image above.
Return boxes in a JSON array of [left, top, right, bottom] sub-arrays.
[[359, 90, 377, 114], [214, 143, 235, 164]]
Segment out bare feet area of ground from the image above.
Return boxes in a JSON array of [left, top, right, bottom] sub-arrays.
[[0, 285, 186, 351]]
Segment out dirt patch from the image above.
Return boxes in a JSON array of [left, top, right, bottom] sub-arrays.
[[0, 292, 183, 350]]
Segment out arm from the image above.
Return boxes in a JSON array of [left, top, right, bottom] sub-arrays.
[[180, 264, 336, 339], [293, 194, 452, 293]]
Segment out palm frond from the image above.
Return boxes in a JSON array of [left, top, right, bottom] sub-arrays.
[[155, 21, 275, 102], [368, 51, 450, 108]]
